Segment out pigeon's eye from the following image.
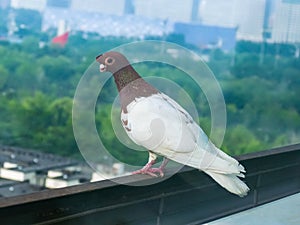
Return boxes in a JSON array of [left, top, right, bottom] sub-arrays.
[[105, 57, 115, 65]]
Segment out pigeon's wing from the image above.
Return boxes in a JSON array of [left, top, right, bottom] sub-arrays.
[[124, 93, 243, 174], [157, 94, 249, 197], [124, 93, 249, 197]]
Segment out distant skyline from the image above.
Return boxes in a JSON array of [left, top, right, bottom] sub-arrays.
[[198, 0, 266, 41], [272, 0, 300, 43], [5, 0, 300, 43]]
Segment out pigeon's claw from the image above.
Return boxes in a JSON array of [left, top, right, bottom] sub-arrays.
[[147, 167, 164, 177], [132, 160, 159, 177], [132, 159, 168, 177], [132, 169, 159, 177]]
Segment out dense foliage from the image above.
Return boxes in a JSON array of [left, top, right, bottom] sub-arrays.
[[0, 34, 299, 165]]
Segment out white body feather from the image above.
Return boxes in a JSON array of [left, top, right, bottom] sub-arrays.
[[121, 93, 249, 197]]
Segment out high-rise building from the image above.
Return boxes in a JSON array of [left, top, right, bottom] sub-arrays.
[[262, 0, 275, 40], [70, 0, 125, 16], [271, 0, 300, 43], [124, 0, 134, 15], [134, 0, 194, 23], [47, 0, 71, 8], [0, 0, 10, 9], [10, 0, 47, 11], [198, 0, 239, 27], [199, 0, 266, 41], [191, 0, 201, 22]]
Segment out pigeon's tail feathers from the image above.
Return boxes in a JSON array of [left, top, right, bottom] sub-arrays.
[[193, 150, 245, 177], [208, 153, 246, 177], [205, 171, 250, 197], [214, 146, 242, 167], [196, 144, 250, 197]]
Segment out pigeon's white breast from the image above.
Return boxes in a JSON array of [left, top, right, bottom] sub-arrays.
[[121, 93, 200, 152]]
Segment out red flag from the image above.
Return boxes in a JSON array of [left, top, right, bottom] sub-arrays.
[[52, 32, 69, 47]]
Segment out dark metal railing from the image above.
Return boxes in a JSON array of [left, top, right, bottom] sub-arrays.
[[0, 144, 299, 225]]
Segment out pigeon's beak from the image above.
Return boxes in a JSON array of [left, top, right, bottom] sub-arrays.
[[99, 63, 107, 72], [96, 54, 107, 72], [96, 54, 102, 60]]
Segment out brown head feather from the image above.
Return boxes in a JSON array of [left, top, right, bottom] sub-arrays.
[[96, 52, 159, 112]]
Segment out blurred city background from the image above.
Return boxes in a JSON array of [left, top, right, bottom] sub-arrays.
[[0, 0, 300, 197]]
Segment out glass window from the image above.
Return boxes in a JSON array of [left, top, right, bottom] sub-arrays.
[[0, 0, 299, 198]]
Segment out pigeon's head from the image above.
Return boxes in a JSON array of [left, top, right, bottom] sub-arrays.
[[96, 51, 130, 74]]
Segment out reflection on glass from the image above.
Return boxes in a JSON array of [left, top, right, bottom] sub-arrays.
[[0, 0, 299, 198]]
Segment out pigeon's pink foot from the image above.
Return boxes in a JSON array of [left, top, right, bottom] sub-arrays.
[[132, 160, 159, 177], [132, 158, 169, 177], [147, 167, 164, 177]]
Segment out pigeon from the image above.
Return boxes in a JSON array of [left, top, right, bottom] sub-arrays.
[[96, 51, 250, 197]]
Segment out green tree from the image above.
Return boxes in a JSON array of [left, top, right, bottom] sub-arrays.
[[36, 97, 78, 157], [223, 125, 263, 155], [21, 36, 40, 53], [0, 65, 9, 90]]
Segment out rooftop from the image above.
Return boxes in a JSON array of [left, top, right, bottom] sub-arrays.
[[0, 180, 43, 198], [0, 145, 130, 197], [0, 145, 78, 172]]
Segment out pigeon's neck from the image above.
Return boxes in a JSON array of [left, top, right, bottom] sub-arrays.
[[113, 65, 141, 92], [113, 65, 159, 112]]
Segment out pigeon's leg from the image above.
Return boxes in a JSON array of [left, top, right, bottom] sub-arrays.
[[148, 158, 169, 177], [132, 152, 169, 177], [132, 151, 160, 177]]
